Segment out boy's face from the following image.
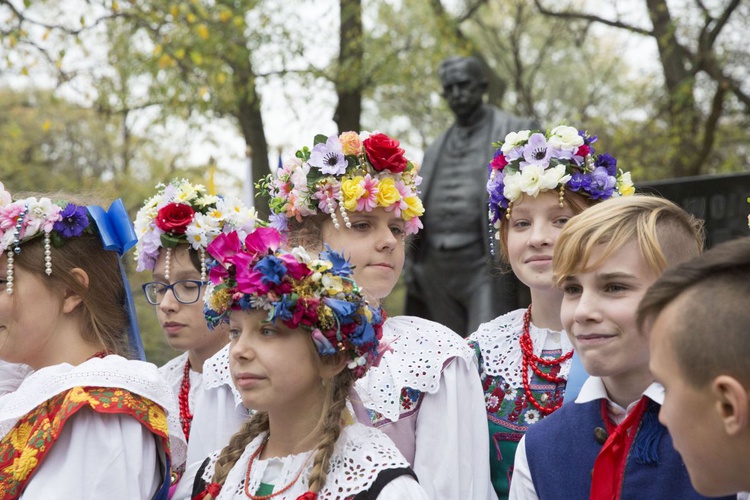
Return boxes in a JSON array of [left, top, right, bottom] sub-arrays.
[[560, 240, 656, 384], [649, 298, 737, 497]]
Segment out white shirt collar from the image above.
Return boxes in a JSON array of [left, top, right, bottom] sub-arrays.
[[575, 376, 664, 423]]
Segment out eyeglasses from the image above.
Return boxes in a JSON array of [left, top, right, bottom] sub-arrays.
[[142, 280, 207, 305]]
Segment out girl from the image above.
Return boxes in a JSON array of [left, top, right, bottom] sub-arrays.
[[467, 125, 634, 498], [134, 180, 258, 466], [261, 131, 493, 499], [185, 226, 428, 499], [0, 186, 184, 499]]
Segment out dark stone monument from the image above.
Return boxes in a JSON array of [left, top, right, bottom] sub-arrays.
[[405, 56, 539, 337], [638, 172, 750, 248]]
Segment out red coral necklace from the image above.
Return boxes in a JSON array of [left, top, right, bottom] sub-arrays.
[[244, 440, 315, 499], [519, 305, 574, 415], [179, 359, 193, 440]]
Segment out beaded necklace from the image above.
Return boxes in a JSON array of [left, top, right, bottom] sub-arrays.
[[179, 359, 194, 440], [244, 440, 314, 499], [519, 305, 574, 415]]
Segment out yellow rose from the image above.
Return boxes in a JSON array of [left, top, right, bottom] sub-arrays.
[[12, 447, 39, 481], [402, 196, 424, 220], [376, 177, 401, 207], [341, 177, 365, 211], [339, 131, 362, 156]]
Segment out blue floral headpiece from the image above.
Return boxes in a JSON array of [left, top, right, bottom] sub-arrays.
[[203, 226, 383, 378], [487, 125, 634, 228]]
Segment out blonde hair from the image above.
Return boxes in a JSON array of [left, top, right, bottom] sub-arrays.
[[553, 195, 705, 287], [496, 189, 592, 263], [205, 338, 355, 497]]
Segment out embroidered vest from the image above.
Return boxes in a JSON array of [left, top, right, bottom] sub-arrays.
[[525, 399, 735, 500], [0, 386, 171, 500]]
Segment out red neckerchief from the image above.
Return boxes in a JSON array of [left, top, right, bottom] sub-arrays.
[[589, 396, 650, 500]]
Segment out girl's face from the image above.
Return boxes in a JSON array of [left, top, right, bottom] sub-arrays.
[[228, 309, 327, 414], [505, 191, 576, 291], [560, 239, 657, 382], [0, 260, 64, 368], [152, 246, 226, 356], [321, 207, 405, 301]]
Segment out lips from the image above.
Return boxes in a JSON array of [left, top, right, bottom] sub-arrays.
[[369, 262, 394, 269], [234, 372, 266, 389], [162, 322, 186, 334], [525, 255, 552, 264], [575, 333, 617, 345]]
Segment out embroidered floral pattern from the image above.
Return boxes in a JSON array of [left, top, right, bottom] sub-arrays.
[[0, 386, 170, 498], [367, 386, 424, 426]]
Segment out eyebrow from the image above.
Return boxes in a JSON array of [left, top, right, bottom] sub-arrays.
[[594, 272, 638, 281]]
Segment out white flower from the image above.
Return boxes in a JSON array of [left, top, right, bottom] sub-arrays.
[[0, 183, 11, 207], [185, 213, 209, 249], [291, 246, 313, 263], [26, 198, 61, 233], [548, 125, 584, 150], [501, 130, 531, 154], [504, 164, 570, 201], [617, 171, 635, 196], [524, 408, 541, 424], [195, 195, 220, 208]]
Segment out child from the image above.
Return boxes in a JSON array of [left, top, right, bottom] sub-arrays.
[[467, 125, 634, 498], [0, 186, 184, 498], [184, 226, 428, 499], [134, 179, 258, 466], [638, 236, 750, 499], [510, 195, 735, 499], [261, 131, 494, 499]]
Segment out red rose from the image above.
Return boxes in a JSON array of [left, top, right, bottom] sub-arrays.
[[576, 144, 591, 157], [155, 202, 195, 234], [363, 133, 407, 173], [490, 154, 508, 171]]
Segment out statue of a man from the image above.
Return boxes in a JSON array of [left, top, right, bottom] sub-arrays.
[[406, 56, 539, 336]]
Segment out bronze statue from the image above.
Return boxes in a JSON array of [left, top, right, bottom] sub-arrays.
[[406, 56, 539, 336]]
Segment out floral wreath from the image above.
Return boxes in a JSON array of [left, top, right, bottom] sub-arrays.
[[134, 179, 261, 280], [0, 182, 134, 294], [259, 131, 425, 236], [487, 125, 635, 227], [203, 226, 383, 378]]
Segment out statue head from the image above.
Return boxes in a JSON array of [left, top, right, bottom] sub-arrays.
[[438, 56, 488, 123]]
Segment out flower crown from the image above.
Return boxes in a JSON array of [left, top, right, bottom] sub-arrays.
[[0, 182, 136, 295], [260, 131, 425, 236], [487, 125, 635, 225], [203, 227, 383, 378], [134, 179, 261, 280]]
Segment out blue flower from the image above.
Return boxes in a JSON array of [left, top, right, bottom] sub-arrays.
[[53, 203, 89, 238], [319, 245, 353, 276], [254, 255, 287, 286], [594, 153, 618, 176], [237, 295, 254, 311], [271, 297, 294, 321], [324, 298, 358, 323], [350, 320, 376, 346], [309, 135, 347, 175], [567, 172, 591, 192]]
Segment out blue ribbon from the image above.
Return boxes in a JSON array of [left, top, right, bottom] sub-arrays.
[[564, 351, 588, 404], [87, 199, 146, 361], [86, 199, 138, 257]]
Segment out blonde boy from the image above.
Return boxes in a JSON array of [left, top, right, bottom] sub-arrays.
[[509, 196, 735, 499]]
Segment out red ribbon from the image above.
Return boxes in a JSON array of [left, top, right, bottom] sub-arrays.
[[193, 482, 222, 500], [590, 397, 650, 500]]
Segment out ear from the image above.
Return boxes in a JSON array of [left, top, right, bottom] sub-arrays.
[[319, 353, 348, 381], [712, 375, 749, 436], [62, 267, 89, 314]]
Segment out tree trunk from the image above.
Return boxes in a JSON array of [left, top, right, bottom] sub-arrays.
[[334, 0, 363, 133]]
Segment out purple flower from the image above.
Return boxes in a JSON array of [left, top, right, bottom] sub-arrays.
[[521, 133, 552, 169], [53, 203, 89, 238], [595, 153, 618, 176], [567, 172, 591, 192], [309, 135, 347, 175], [268, 212, 288, 232], [486, 172, 508, 222], [586, 167, 616, 199]]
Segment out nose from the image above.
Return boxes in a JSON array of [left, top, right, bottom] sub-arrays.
[[573, 289, 603, 325], [158, 286, 180, 313], [527, 222, 553, 248], [230, 329, 255, 361], [375, 225, 398, 251]]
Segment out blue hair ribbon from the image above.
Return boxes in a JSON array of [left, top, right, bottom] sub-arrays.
[[87, 200, 146, 361]]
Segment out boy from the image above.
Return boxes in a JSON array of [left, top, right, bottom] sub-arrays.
[[638, 236, 750, 499], [509, 195, 734, 499]]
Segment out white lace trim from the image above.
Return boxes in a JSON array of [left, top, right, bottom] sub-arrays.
[[203, 422, 411, 499], [354, 315, 475, 421], [0, 355, 187, 467], [201, 344, 244, 408], [468, 308, 573, 388]]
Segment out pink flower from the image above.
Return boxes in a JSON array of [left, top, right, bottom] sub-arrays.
[[207, 231, 243, 266], [355, 174, 379, 212], [404, 217, 423, 236], [278, 253, 313, 280], [243, 227, 282, 257]]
